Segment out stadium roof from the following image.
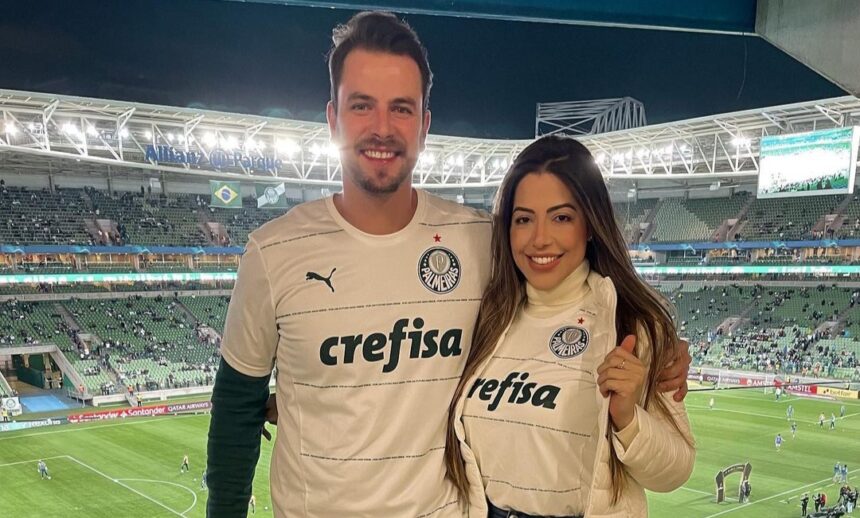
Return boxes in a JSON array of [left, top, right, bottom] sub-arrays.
[[224, 1, 758, 34], [0, 88, 858, 191]]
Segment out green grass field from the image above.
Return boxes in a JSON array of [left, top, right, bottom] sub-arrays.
[[0, 389, 857, 517], [0, 413, 275, 517], [649, 389, 860, 518]]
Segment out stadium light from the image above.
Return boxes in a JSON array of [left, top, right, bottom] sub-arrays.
[[167, 132, 175, 142], [62, 122, 80, 136], [276, 138, 299, 156], [455, 154, 465, 167], [86, 125, 98, 137], [119, 128, 129, 138], [203, 132, 217, 147], [326, 142, 339, 158], [419, 152, 436, 167], [4, 123, 17, 135], [636, 148, 648, 158], [731, 136, 751, 147], [226, 136, 238, 149], [144, 130, 153, 140], [27, 122, 35, 131]]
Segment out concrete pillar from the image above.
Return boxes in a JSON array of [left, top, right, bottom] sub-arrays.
[[757, 0, 860, 96]]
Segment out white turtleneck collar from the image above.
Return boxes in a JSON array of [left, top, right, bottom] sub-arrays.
[[523, 259, 591, 318]]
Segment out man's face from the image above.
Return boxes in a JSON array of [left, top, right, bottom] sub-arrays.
[[327, 49, 431, 196]]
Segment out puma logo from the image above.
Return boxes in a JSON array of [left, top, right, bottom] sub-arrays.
[[306, 268, 336, 292]]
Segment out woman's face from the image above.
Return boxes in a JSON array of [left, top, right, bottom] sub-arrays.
[[510, 172, 589, 291]]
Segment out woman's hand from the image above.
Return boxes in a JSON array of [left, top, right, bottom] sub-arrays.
[[597, 335, 645, 430]]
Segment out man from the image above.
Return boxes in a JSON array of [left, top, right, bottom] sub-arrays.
[[205, 11, 692, 517], [709, 396, 715, 410], [820, 412, 826, 428], [180, 454, 189, 474], [841, 404, 846, 418], [775, 433, 783, 451], [791, 420, 797, 438], [849, 487, 857, 513], [831, 412, 837, 431], [787, 403, 794, 420], [741, 479, 751, 503], [800, 492, 809, 516], [37, 459, 50, 480], [249, 494, 256, 515]]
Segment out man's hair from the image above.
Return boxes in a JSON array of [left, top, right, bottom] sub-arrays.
[[328, 11, 433, 111]]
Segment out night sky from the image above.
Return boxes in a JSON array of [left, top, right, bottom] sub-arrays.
[[0, 0, 846, 139]]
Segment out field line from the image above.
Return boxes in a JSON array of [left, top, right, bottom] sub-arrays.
[[686, 405, 816, 424], [118, 478, 198, 516], [0, 454, 67, 468], [701, 468, 860, 518], [0, 414, 201, 441], [679, 486, 712, 496], [709, 392, 795, 404], [65, 455, 184, 517]]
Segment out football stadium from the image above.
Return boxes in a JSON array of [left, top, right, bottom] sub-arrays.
[[2, 2, 860, 518]]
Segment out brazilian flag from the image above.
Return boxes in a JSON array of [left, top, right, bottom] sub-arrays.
[[210, 180, 242, 209]]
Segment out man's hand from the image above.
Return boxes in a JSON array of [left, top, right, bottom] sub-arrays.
[[261, 393, 278, 441], [657, 338, 691, 401]]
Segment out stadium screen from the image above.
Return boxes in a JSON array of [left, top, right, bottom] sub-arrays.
[[756, 126, 859, 199]]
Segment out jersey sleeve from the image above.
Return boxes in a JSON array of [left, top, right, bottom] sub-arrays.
[[220, 236, 279, 377]]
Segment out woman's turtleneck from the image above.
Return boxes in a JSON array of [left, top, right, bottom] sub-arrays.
[[523, 259, 591, 318]]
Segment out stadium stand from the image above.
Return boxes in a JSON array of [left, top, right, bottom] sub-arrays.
[[180, 295, 229, 331], [837, 194, 860, 239], [208, 196, 291, 246], [63, 296, 219, 391], [669, 285, 748, 337], [0, 300, 76, 350], [3, 182, 860, 391], [612, 198, 658, 243], [649, 193, 749, 242], [87, 189, 210, 247], [739, 194, 844, 241], [0, 187, 93, 245]]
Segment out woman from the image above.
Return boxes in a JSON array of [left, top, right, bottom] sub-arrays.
[[445, 135, 695, 517]]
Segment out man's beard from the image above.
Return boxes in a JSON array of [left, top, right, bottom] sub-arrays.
[[348, 160, 413, 195], [343, 136, 415, 195]]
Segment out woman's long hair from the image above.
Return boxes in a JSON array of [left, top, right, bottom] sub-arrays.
[[444, 134, 689, 505]]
